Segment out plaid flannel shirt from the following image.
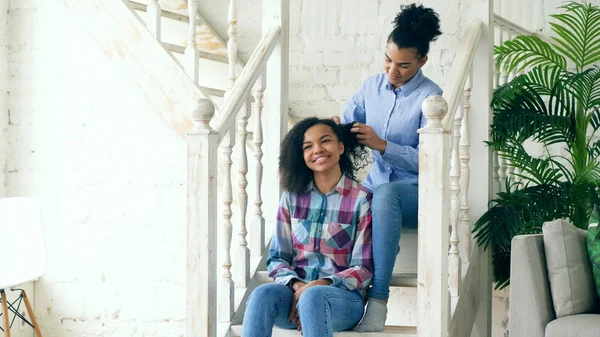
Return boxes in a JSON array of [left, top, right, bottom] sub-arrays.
[[267, 175, 373, 292]]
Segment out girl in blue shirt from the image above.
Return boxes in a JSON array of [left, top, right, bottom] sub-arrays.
[[333, 4, 443, 332]]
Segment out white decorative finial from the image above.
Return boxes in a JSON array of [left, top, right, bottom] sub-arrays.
[[422, 96, 448, 129], [192, 98, 215, 130]]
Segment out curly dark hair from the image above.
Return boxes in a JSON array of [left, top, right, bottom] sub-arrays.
[[279, 118, 370, 193], [388, 3, 442, 59]]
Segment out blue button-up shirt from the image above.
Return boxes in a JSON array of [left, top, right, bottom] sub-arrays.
[[342, 70, 442, 191]]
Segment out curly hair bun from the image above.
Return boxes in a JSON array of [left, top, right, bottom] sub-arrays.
[[393, 3, 441, 43]]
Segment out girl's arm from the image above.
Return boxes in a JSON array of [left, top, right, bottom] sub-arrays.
[[341, 82, 367, 125], [380, 90, 442, 172], [380, 139, 420, 172], [266, 191, 302, 286], [325, 195, 373, 291]]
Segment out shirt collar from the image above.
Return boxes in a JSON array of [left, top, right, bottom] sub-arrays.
[[306, 175, 351, 196], [382, 68, 425, 97]]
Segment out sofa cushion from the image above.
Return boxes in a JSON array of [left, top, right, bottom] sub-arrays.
[[588, 206, 600, 300], [545, 314, 600, 337], [542, 218, 597, 317]]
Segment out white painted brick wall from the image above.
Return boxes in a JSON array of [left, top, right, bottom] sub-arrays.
[[1, 0, 8, 197], [7, 1, 186, 336], [3, 2, 35, 337]]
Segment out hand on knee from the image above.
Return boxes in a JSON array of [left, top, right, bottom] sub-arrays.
[[297, 286, 328, 317]]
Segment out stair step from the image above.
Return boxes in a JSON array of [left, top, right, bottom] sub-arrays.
[[163, 42, 229, 64], [199, 86, 225, 98], [390, 273, 417, 287], [229, 325, 416, 337], [126, 0, 247, 67], [127, 0, 189, 23]]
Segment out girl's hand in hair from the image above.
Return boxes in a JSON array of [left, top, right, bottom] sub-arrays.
[[331, 115, 341, 124], [350, 122, 387, 154]]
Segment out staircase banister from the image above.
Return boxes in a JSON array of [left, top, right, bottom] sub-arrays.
[[211, 26, 281, 144], [441, 20, 484, 129], [448, 244, 482, 337], [494, 14, 537, 38]]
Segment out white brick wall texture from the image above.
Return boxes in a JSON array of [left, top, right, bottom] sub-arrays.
[[1, 0, 8, 197], [7, 1, 186, 336], [3, 0, 561, 336]]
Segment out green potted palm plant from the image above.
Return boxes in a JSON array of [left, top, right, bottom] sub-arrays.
[[473, 1, 600, 288]]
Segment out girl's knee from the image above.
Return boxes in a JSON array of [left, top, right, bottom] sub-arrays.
[[373, 184, 403, 208], [372, 183, 418, 212], [297, 285, 329, 312], [249, 283, 290, 306], [374, 182, 416, 200], [373, 183, 395, 201]]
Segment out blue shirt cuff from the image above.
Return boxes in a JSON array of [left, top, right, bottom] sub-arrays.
[[276, 275, 300, 288], [324, 275, 344, 288], [382, 140, 406, 162]]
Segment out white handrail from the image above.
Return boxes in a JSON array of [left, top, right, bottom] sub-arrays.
[[211, 27, 281, 143], [442, 21, 484, 129], [494, 14, 537, 38]]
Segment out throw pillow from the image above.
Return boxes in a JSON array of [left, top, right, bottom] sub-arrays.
[[542, 218, 597, 318]]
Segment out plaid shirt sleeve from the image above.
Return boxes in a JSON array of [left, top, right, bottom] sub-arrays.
[[326, 193, 373, 291], [266, 191, 301, 286]]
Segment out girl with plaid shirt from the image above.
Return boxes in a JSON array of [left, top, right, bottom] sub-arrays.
[[242, 118, 373, 337]]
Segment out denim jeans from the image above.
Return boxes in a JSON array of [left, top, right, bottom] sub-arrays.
[[242, 283, 364, 337], [368, 182, 418, 299]]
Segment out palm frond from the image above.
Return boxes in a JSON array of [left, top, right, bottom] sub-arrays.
[[489, 140, 567, 186], [492, 249, 511, 289], [590, 139, 600, 158], [473, 194, 522, 250], [495, 36, 567, 74], [492, 110, 573, 146], [491, 105, 573, 147], [573, 159, 600, 184], [564, 67, 600, 112], [473, 183, 573, 251], [591, 108, 600, 131], [550, 1, 600, 69], [491, 67, 577, 146], [525, 65, 568, 94], [569, 180, 598, 228]]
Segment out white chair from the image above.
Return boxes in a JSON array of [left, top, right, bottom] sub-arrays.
[[0, 197, 46, 337]]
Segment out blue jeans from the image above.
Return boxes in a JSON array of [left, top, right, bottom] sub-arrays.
[[242, 283, 364, 337], [368, 182, 418, 299]]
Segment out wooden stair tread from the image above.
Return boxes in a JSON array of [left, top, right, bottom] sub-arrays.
[[229, 325, 416, 336], [162, 42, 229, 63], [126, 0, 250, 67]]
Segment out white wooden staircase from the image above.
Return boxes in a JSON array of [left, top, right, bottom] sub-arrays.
[[110, 0, 538, 336]]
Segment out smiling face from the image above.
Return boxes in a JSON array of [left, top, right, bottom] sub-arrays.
[[302, 124, 344, 176], [384, 42, 428, 88]]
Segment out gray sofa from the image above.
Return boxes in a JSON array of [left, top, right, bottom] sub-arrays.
[[509, 233, 600, 337]]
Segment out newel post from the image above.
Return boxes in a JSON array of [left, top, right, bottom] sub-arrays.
[[417, 96, 451, 337], [187, 99, 218, 337]]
